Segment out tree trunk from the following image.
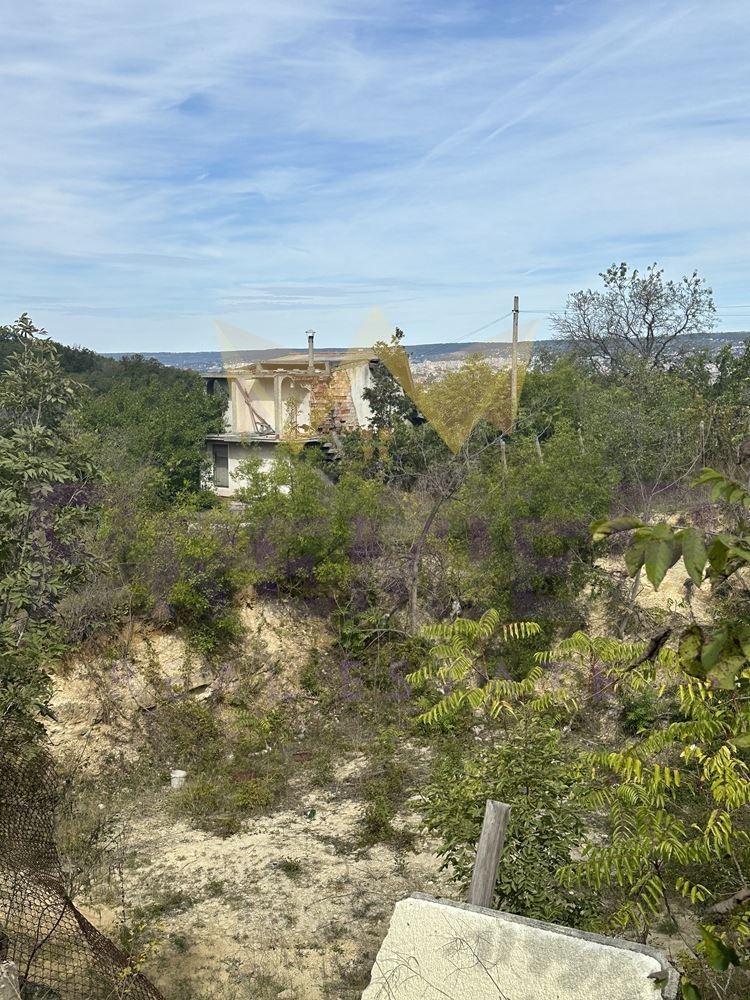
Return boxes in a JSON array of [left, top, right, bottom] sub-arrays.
[[407, 493, 451, 633]]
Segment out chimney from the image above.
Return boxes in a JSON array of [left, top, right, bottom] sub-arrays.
[[306, 329, 315, 372]]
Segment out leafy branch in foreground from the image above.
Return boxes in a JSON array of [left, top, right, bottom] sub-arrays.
[[558, 467, 750, 998], [541, 630, 749, 998], [0, 319, 100, 733], [592, 468, 750, 693], [592, 468, 750, 589]]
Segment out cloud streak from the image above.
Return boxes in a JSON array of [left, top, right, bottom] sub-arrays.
[[1, 0, 749, 350]]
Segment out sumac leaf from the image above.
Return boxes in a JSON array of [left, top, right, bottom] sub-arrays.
[[709, 656, 745, 691], [701, 625, 731, 670], [707, 537, 729, 574], [681, 980, 701, 1000], [679, 626, 706, 678], [699, 927, 740, 972], [624, 540, 647, 577]]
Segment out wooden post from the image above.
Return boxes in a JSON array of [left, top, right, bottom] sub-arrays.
[[534, 436, 543, 464], [468, 799, 511, 908], [510, 295, 519, 423], [499, 438, 507, 473]]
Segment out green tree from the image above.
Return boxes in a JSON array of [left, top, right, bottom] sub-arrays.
[[79, 360, 225, 500], [0, 318, 99, 732], [235, 450, 389, 600], [453, 418, 617, 639], [414, 614, 587, 926], [362, 329, 420, 433], [124, 506, 247, 655], [673, 342, 750, 469]]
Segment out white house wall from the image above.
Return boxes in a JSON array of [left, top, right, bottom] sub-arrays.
[[230, 378, 272, 433], [347, 360, 374, 427], [206, 441, 279, 497], [278, 377, 312, 433]]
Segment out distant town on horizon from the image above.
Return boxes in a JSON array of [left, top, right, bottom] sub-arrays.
[[103, 328, 750, 373]]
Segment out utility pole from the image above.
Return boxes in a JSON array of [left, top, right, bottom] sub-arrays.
[[510, 295, 519, 424]]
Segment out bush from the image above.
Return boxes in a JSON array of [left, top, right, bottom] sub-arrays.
[[421, 720, 591, 926], [117, 508, 248, 656], [170, 764, 286, 837], [620, 689, 661, 734], [151, 705, 294, 837], [145, 700, 223, 770]]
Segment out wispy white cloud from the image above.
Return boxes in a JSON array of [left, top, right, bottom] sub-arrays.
[[1, 0, 749, 350]]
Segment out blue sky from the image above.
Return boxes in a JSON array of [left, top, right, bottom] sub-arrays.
[[1, 0, 750, 352]]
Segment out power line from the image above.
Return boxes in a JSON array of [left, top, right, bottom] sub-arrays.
[[453, 311, 513, 343], [443, 303, 750, 346]]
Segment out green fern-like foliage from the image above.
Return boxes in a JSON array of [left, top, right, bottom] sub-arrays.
[[549, 630, 750, 985], [407, 610, 552, 724], [536, 630, 653, 669]]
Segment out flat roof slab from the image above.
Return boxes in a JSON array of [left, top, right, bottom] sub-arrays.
[[362, 894, 679, 1000]]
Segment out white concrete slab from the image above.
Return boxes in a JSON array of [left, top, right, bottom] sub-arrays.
[[362, 894, 679, 1000]]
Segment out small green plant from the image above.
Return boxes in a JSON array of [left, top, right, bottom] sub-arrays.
[[299, 649, 323, 695], [358, 731, 415, 849], [231, 773, 281, 811], [132, 889, 196, 920], [169, 762, 287, 837], [278, 857, 304, 879], [116, 916, 162, 977], [234, 708, 290, 757], [620, 688, 661, 734], [311, 748, 335, 787], [170, 932, 191, 953], [146, 700, 222, 770]]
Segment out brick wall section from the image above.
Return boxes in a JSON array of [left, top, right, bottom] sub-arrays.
[[309, 367, 358, 430]]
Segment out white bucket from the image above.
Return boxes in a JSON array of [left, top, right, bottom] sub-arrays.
[[170, 769, 187, 790]]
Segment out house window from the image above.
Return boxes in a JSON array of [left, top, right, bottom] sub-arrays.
[[213, 443, 229, 488]]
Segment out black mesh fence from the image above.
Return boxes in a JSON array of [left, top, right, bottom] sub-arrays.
[[0, 727, 164, 1000]]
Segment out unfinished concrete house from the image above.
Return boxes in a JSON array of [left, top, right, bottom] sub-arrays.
[[204, 332, 377, 495]]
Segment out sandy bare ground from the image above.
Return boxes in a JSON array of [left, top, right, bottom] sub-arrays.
[[82, 758, 455, 1000], [47, 598, 456, 999]]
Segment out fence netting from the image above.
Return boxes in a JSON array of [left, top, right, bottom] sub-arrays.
[[0, 727, 164, 1000]]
